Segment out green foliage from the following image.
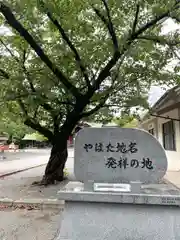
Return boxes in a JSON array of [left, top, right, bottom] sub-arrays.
[[83, 107, 114, 124], [63, 168, 69, 177], [0, 102, 33, 141], [0, 119, 31, 141], [114, 115, 138, 128], [0, 0, 179, 139], [23, 132, 47, 141]]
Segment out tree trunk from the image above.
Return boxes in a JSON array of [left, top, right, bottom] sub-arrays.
[[31, 103, 87, 186], [7, 134, 12, 144], [41, 134, 68, 185]]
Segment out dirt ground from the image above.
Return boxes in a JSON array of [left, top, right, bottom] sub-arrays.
[[0, 207, 63, 240]]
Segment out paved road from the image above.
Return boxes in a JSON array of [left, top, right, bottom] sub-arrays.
[[0, 148, 75, 177], [0, 149, 51, 176], [1, 149, 51, 162]]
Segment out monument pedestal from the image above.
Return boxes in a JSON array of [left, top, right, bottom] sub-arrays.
[[57, 182, 180, 240], [58, 201, 180, 240], [56, 127, 177, 240]]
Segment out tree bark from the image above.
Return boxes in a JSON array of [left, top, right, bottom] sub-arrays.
[[41, 134, 68, 185]]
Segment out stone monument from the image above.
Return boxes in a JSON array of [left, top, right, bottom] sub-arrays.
[[57, 128, 180, 240]]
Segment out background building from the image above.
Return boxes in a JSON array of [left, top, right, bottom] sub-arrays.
[[140, 86, 180, 171]]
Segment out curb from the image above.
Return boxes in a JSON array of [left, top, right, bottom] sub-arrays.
[[0, 164, 47, 179], [0, 198, 64, 210]]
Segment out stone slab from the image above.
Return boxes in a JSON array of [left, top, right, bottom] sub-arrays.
[[75, 128, 168, 184], [60, 181, 180, 195], [58, 189, 180, 206], [57, 201, 180, 240]]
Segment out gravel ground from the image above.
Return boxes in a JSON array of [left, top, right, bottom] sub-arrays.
[[0, 148, 74, 200], [0, 165, 68, 200], [0, 208, 63, 240]]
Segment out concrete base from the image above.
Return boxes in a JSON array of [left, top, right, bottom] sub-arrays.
[[57, 201, 180, 240], [58, 182, 180, 206], [57, 182, 180, 239]]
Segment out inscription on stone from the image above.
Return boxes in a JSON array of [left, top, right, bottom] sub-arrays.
[[84, 141, 154, 170], [161, 197, 180, 205], [75, 128, 168, 184]]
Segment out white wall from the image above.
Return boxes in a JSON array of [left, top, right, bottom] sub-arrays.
[[156, 108, 180, 171], [141, 109, 180, 171], [165, 151, 180, 171]]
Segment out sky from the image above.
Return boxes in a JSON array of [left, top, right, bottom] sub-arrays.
[[148, 86, 168, 106]]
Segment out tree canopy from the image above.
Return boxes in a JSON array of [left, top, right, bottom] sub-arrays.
[[0, 0, 179, 142]]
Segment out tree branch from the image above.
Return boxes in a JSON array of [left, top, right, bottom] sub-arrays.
[[0, 68, 9, 79], [6, 90, 75, 107], [0, 38, 20, 62], [137, 35, 180, 46], [20, 58, 57, 114], [81, 85, 113, 118], [132, 4, 140, 34], [0, 39, 36, 91], [22, 49, 26, 64], [24, 118, 54, 141], [0, 2, 81, 98], [22, 64, 36, 92], [33, 106, 40, 119], [1, 43, 59, 113], [93, 1, 180, 92], [93, 51, 123, 91], [18, 94, 54, 141], [18, 51, 67, 117], [0, 39, 41, 94], [101, 0, 119, 50], [132, 2, 180, 38], [80, 99, 107, 118], [171, 47, 180, 60], [92, 1, 118, 51], [44, 7, 91, 89]]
